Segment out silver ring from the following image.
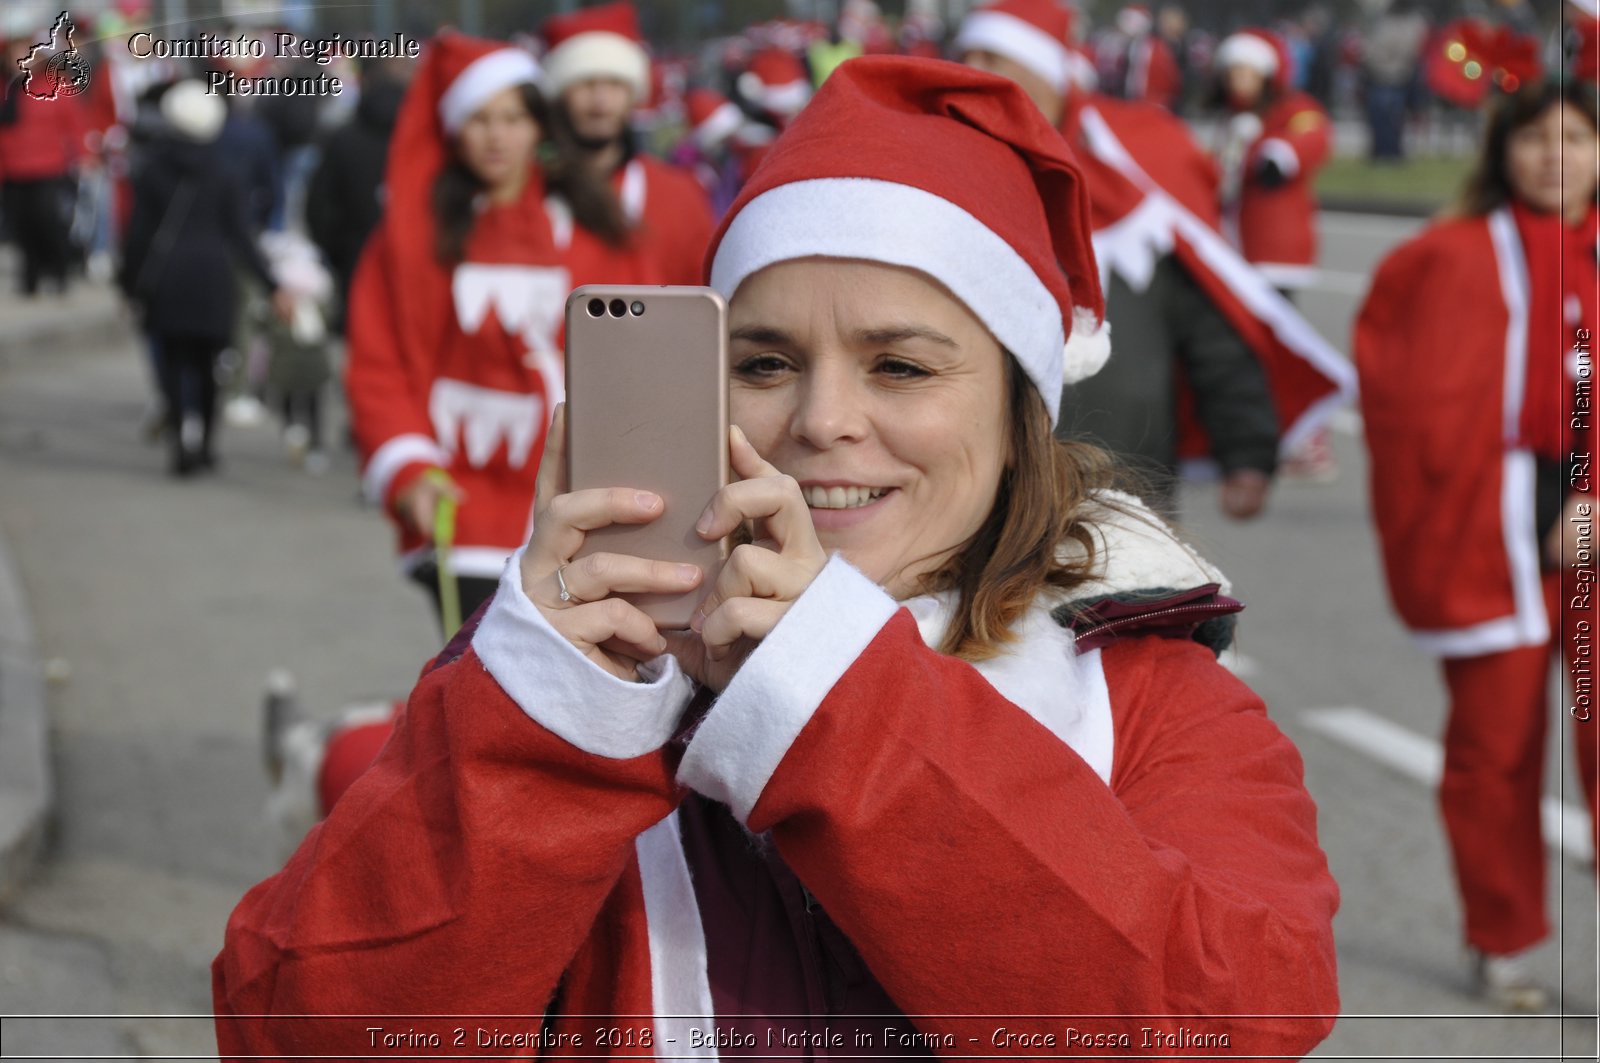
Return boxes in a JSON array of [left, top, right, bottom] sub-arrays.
[[555, 564, 582, 604]]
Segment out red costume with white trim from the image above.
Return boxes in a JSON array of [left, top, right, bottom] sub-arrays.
[[624, 153, 716, 286], [1213, 30, 1330, 290], [217, 500, 1339, 1057], [1357, 204, 1599, 953], [1230, 90, 1330, 287], [538, 2, 716, 287], [346, 35, 659, 579]]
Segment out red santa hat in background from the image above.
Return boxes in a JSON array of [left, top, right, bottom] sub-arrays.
[[1215, 28, 1291, 93], [952, 0, 1079, 97], [539, 0, 650, 99], [738, 47, 813, 120], [429, 34, 541, 133], [708, 56, 1110, 422], [686, 87, 745, 150]]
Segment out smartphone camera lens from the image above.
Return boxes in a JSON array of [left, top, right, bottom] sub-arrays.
[[586, 297, 605, 318], [609, 299, 627, 318], [629, 301, 645, 316]]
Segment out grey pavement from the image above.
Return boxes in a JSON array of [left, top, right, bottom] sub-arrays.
[[0, 214, 1595, 1063]]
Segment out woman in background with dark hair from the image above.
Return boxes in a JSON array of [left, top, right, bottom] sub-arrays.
[[345, 33, 649, 629], [1356, 74, 1599, 1011], [264, 35, 656, 839]]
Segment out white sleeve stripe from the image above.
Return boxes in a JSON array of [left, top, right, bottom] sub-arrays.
[[363, 433, 450, 505], [470, 546, 695, 759], [677, 555, 898, 824]]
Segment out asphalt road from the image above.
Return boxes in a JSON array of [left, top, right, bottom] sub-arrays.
[[0, 213, 1594, 1061]]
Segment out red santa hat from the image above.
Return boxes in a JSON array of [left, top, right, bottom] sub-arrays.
[[953, 0, 1078, 96], [708, 56, 1110, 422], [1215, 28, 1291, 93], [428, 34, 541, 134], [737, 47, 813, 119], [686, 87, 744, 149], [539, 1, 650, 99]]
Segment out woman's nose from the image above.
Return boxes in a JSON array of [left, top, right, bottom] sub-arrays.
[[789, 365, 870, 448]]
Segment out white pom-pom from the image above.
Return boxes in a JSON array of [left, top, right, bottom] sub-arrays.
[[1063, 311, 1111, 385]]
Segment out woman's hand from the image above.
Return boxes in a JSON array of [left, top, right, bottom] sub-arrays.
[[665, 425, 828, 692], [520, 405, 705, 681], [393, 470, 465, 543]]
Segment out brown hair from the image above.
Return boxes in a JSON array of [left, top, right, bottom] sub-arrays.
[[1450, 78, 1600, 219], [916, 353, 1132, 662], [432, 83, 631, 264]]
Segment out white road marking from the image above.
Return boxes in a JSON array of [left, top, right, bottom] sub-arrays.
[[1303, 706, 1594, 864]]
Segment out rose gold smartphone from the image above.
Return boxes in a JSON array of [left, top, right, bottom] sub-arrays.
[[564, 285, 729, 630]]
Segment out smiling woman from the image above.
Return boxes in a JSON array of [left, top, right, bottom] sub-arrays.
[[216, 56, 1339, 1058]]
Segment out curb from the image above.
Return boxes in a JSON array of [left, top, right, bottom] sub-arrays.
[[0, 521, 50, 905]]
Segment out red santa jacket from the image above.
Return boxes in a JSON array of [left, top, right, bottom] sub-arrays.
[[214, 498, 1339, 1058], [0, 87, 86, 182], [1357, 208, 1592, 657], [1065, 95, 1354, 457], [618, 154, 716, 285], [345, 172, 660, 578], [1227, 91, 1331, 288]]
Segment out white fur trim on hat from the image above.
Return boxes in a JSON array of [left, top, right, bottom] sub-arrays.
[[694, 100, 746, 149], [739, 72, 811, 117], [954, 10, 1072, 94], [161, 80, 226, 143], [712, 176, 1097, 423], [1217, 32, 1279, 77], [541, 30, 649, 99], [1064, 308, 1111, 385], [439, 48, 541, 133]]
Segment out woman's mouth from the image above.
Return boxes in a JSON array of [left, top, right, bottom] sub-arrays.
[[804, 485, 889, 510]]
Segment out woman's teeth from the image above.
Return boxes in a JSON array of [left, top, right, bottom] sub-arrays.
[[805, 485, 887, 509]]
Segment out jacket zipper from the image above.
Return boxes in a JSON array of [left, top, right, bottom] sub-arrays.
[[1075, 599, 1240, 641]]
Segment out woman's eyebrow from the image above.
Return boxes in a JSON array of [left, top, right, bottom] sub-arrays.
[[853, 325, 958, 348], [729, 325, 795, 345]]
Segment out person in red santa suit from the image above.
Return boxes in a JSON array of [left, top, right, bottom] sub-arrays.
[[1212, 28, 1331, 296], [539, 1, 715, 285], [215, 57, 1339, 1055], [347, 32, 650, 629], [1111, 3, 1181, 109], [1356, 75, 1599, 1013], [281, 36, 657, 841], [956, 0, 1354, 519]]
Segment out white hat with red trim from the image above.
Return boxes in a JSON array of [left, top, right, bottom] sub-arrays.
[[953, 0, 1078, 96], [539, 0, 650, 99], [708, 56, 1111, 423]]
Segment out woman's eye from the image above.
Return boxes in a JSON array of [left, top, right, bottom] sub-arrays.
[[877, 358, 930, 379], [733, 354, 791, 377]]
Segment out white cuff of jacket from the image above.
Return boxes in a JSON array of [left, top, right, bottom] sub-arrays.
[[1257, 137, 1300, 179], [472, 544, 696, 759], [678, 553, 898, 824]]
